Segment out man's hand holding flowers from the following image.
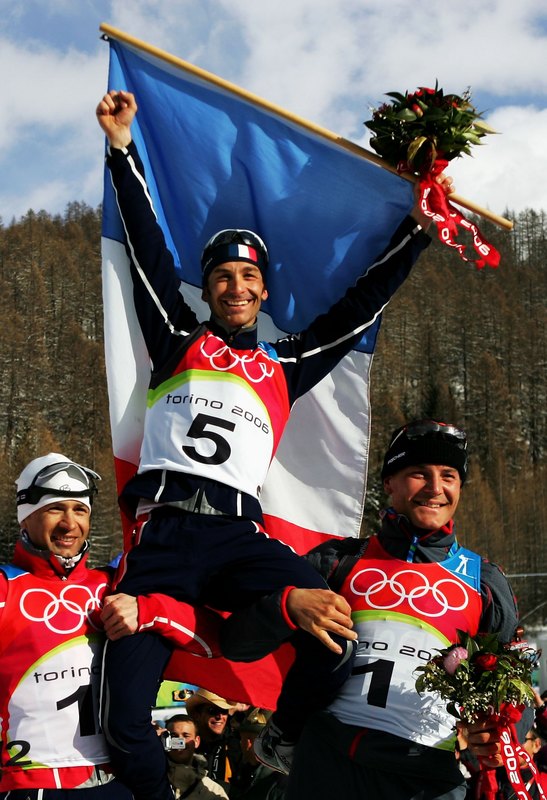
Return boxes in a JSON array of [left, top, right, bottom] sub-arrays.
[[365, 83, 500, 268]]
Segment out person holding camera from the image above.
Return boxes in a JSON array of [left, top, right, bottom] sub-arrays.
[[161, 715, 229, 800]]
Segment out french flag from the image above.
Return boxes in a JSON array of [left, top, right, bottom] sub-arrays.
[[100, 27, 414, 706]]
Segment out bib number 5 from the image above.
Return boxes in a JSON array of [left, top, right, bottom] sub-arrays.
[[182, 413, 235, 465]]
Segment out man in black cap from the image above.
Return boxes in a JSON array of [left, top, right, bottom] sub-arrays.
[[231, 708, 287, 800], [250, 419, 520, 798]]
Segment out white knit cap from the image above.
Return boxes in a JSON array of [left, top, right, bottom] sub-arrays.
[[16, 452, 100, 524]]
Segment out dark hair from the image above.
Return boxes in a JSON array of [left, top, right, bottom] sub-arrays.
[[166, 714, 195, 730]]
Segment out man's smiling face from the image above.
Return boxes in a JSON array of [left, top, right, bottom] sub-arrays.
[[193, 703, 230, 740], [22, 500, 91, 557], [202, 261, 268, 329], [383, 463, 461, 530]]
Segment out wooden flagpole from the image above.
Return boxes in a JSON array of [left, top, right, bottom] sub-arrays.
[[99, 23, 513, 231]]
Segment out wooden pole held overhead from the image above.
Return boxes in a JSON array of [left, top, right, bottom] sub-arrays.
[[99, 23, 513, 231]]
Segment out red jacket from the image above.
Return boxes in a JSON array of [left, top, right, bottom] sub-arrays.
[[0, 540, 221, 790]]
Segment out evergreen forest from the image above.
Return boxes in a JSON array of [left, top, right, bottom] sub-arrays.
[[0, 203, 545, 626]]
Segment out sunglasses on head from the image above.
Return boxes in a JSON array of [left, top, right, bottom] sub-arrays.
[[205, 229, 267, 252], [403, 420, 467, 446], [16, 462, 100, 507]]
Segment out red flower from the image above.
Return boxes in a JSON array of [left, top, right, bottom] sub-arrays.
[[475, 654, 498, 671]]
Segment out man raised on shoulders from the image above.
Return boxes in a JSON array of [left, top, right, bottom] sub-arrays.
[[96, 89, 454, 800]]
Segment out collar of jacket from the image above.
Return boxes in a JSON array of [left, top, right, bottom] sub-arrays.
[[12, 536, 92, 580], [208, 317, 259, 350], [167, 755, 208, 791], [378, 508, 456, 563]]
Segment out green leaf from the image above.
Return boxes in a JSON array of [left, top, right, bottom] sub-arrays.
[[422, 107, 446, 121], [396, 108, 419, 122], [473, 119, 498, 134], [462, 132, 484, 145], [406, 136, 429, 162], [385, 91, 408, 103]]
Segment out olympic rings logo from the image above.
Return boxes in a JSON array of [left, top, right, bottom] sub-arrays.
[[20, 582, 107, 634], [200, 337, 275, 384], [349, 567, 469, 617]]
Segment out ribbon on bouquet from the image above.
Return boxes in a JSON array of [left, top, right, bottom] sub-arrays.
[[417, 158, 500, 270], [474, 704, 545, 800], [498, 721, 547, 800]]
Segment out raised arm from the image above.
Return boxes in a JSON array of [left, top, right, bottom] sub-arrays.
[[96, 90, 136, 149], [96, 90, 199, 368], [274, 172, 456, 403]]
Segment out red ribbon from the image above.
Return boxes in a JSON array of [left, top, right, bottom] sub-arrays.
[[473, 705, 545, 800], [498, 724, 536, 800], [417, 159, 500, 270], [475, 763, 498, 800]]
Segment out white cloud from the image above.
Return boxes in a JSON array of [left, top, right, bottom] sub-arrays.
[[0, 38, 105, 152], [1, 0, 547, 220], [450, 105, 547, 217]]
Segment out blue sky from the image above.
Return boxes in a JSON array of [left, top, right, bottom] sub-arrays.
[[2, 0, 547, 223]]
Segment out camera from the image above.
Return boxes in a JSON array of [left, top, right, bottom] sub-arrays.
[[172, 688, 194, 703], [161, 731, 186, 751]]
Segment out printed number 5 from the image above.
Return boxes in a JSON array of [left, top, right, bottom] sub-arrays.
[[182, 413, 235, 465]]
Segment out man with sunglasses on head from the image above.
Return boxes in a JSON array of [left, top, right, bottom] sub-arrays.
[[0, 453, 218, 800], [95, 91, 456, 800], [256, 419, 519, 798], [0, 454, 135, 799]]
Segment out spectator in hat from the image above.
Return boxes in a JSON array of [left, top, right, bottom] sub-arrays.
[[233, 420, 520, 797], [231, 709, 287, 800], [532, 689, 547, 740], [185, 690, 241, 794], [162, 714, 229, 799]]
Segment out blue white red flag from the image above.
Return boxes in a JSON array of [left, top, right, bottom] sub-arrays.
[[101, 30, 414, 706]]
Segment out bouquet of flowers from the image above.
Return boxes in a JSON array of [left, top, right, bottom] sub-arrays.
[[364, 83, 500, 269], [416, 632, 541, 800], [365, 83, 496, 175], [415, 630, 538, 724]]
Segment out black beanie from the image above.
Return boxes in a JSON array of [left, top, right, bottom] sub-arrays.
[[200, 229, 268, 286], [381, 419, 468, 484]]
